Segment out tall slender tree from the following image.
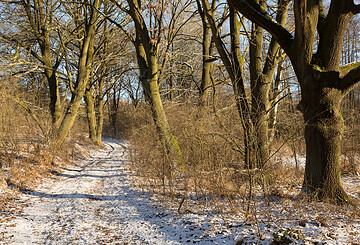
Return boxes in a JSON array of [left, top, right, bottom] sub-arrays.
[[111, 0, 192, 166], [248, 0, 290, 169], [53, 0, 102, 147], [196, 0, 216, 106], [200, 0, 289, 168]]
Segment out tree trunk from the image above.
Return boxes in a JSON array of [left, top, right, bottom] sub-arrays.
[[126, 0, 183, 169], [250, 18, 270, 169], [53, 76, 90, 147], [45, 67, 62, 132], [269, 59, 284, 142], [96, 78, 104, 145], [148, 55, 183, 168], [199, 22, 214, 106], [52, 0, 100, 148], [301, 73, 349, 203], [251, 83, 270, 168], [84, 83, 97, 144]]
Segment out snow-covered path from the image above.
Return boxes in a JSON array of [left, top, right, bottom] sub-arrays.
[[2, 139, 359, 244], [0, 139, 239, 244]]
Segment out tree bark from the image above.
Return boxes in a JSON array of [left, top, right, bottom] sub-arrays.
[[148, 64, 183, 166], [269, 59, 284, 142], [197, 0, 215, 106], [126, 0, 184, 168], [52, 0, 101, 148], [228, 0, 360, 203], [46, 71, 62, 132], [96, 78, 104, 145], [250, 18, 270, 168], [300, 71, 348, 202], [84, 83, 97, 144]]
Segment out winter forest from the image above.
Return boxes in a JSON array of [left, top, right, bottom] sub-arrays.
[[0, 0, 360, 244]]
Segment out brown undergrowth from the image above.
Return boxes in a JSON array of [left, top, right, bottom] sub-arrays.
[[0, 87, 91, 204], [116, 99, 360, 244], [117, 95, 360, 210], [116, 99, 313, 212]]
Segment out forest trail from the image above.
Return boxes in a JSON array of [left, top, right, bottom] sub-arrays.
[[1, 139, 157, 244], [0, 139, 238, 245], [1, 139, 359, 244]]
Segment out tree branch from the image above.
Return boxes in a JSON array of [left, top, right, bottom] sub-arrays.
[[11, 97, 47, 136], [0, 32, 45, 64], [228, 0, 293, 55], [93, 2, 135, 43], [340, 62, 360, 95]]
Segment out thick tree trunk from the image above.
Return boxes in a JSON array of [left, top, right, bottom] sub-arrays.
[[45, 69, 62, 132], [301, 73, 349, 203]]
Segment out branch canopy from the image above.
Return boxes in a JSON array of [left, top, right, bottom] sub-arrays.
[[228, 0, 293, 55]]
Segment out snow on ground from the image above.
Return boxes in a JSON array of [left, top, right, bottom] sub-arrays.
[[0, 138, 359, 244]]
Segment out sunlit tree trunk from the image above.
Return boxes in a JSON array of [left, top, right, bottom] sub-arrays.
[[126, 0, 183, 166], [53, 0, 101, 148], [84, 82, 97, 143], [269, 59, 284, 142]]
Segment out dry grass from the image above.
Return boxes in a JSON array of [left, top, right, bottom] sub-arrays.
[[119, 99, 306, 210], [0, 86, 90, 202], [116, 93, 360, 213]]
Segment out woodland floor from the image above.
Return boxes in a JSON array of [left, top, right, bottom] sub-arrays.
[[0, 139, 359, 244]]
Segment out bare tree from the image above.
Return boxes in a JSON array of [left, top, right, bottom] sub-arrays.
[[1, 0, 64, 133], [200, 0, 290, 168], [109, 0, 198, 167], [230, 0, 360, 203], [53, 0, 102, 147]]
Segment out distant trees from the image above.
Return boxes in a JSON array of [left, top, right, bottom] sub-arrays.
[[229, 0, 360, 203]]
